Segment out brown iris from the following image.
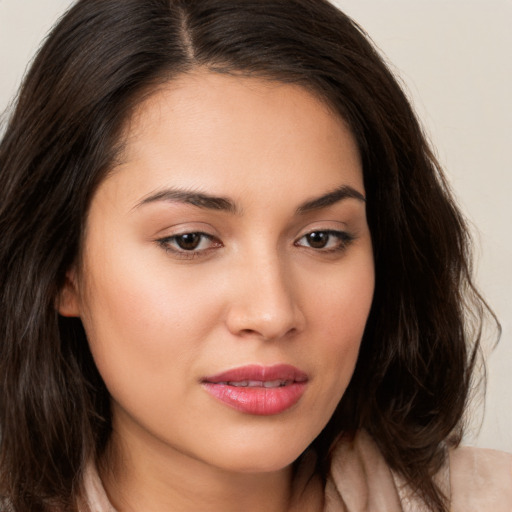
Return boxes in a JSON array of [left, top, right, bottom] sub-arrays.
[[305, 232, 330, 249], [175, 233, 203, 250]]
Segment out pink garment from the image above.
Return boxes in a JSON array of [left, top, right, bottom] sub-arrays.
[[324, 431, 512, 511], [83, 431, 512, 511]]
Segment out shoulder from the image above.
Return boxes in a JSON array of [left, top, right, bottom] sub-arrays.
[[326, 432, 512, 512], [449, 444, 512, 511]]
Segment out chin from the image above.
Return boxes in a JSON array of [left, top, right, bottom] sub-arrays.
[[205, 431, 313, 475]]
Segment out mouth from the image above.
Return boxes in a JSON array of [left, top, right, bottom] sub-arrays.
[[202, 364, 308, 416]]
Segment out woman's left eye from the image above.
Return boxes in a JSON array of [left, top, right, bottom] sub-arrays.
[[295, 230, 354, 252], [157, 232, 222, 257]]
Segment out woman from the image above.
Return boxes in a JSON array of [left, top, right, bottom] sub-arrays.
[[0, 1, 510, 511]]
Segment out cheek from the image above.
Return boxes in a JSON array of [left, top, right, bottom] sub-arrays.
[[77, 259, 220, 434], [305, 255, 374, 395], [308, 250, 374, 338], [77, 243, 224, 394], [82, 241, 214, 336]]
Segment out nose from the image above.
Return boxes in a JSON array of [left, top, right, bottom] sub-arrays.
[[225, 254, 305, 341]]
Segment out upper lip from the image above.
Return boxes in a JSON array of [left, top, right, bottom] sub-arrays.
[[203, 364, 308, 384]]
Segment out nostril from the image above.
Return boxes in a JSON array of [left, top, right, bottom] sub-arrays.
[[237, 325, 298, 341], [239, 328, 258, 336]]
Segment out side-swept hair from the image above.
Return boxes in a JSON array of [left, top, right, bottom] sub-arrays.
[[0, 1, 491, 510]]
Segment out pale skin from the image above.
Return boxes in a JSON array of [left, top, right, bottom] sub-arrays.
[[59, 71, 375, 511]]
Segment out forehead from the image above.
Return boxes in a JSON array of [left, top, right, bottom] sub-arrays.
[[125, 70, 341, 134], [104, 70, 363, 206]]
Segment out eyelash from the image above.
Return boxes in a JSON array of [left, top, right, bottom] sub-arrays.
[[157, 229, 355, 260], [157, 232, 222, 259], [294, 230, 355, 253]]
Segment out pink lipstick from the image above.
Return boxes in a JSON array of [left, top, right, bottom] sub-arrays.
[[202, 364, 308, 415]]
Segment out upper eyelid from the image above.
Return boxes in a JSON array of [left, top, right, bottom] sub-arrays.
[[156, 225, 355, 249], [294, 229, 356, 251], [156, 233, 222, 259], [159, 232, 219, 245], [294, 225, 350, 240], [295, 229, 353, 242], [154, 222, 219, 238], [157, 226, 351, 241], [162, 230, 215, 239]]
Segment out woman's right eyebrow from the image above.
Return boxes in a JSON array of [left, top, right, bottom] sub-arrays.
[[132, 188, 240, 214]]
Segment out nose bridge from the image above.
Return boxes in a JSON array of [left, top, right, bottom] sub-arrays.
[[226, 246, 303, 340]]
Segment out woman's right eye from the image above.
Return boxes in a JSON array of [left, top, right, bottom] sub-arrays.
[[157, 232, 222, 258]]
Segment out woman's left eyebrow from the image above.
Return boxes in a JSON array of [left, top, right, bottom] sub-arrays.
[[296, 185, 366, 214]]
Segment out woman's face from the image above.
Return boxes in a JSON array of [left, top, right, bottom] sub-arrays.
[[61, 71, 374, 474]]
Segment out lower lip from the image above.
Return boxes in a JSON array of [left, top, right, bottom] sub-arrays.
[[202, 382, 307, 415]]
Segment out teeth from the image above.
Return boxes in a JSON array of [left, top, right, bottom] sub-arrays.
[[263, 380, 285, 388], [223, 380, 290, 388]]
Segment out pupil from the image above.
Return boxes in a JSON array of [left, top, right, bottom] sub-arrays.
[[177, 233, 201, 250], [307, 232, 328, 248]]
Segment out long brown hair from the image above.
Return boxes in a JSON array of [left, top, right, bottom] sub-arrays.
[[0, 1, 492, 510]]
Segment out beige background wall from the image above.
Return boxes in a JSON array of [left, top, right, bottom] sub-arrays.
[[1, 0, 510, 452]]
